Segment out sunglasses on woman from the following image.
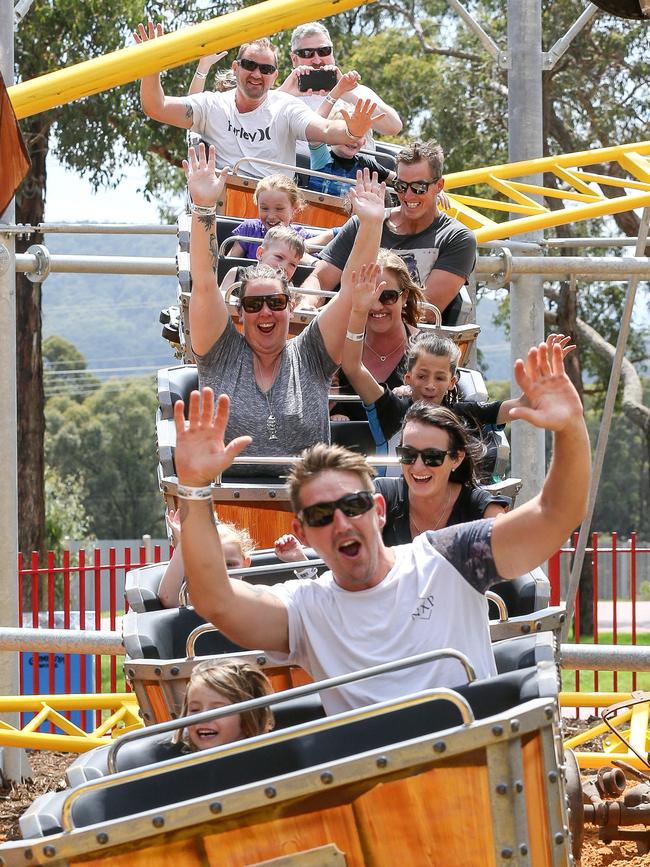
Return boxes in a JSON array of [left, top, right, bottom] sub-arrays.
[[396, 446, 452, 467], [238, 58, 278, 75], [378, 288, 403, 306], [299, 491, 375, 528], [393, 178, 440, 196], [240, 293, 290, 313], [294, 46, 333, 59]]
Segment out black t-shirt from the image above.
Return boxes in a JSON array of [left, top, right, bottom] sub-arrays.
[[374, 476, 510, 546]]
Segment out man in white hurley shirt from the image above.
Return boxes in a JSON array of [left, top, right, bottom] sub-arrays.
[[173, 339, 590, 715], [137, 24, 382, 179]]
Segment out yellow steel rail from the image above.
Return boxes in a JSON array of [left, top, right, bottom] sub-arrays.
[[0, 694, 142, 753], [443, 141, 650, 242], [561, 691, 650, 771], [7, 0, 375, 120]]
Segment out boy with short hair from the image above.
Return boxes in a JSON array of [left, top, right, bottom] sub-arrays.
[[220, 225, 306, 298]]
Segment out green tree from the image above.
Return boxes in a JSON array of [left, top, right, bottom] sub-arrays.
[[45, 378, 165, 538], [43, 334, 100, 402], [45, 466, 94, 559]]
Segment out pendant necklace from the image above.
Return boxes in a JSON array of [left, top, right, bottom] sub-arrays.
[[364, 336, 406, 364], [254, 355, 281, 441], [409, 486, 452, 536]]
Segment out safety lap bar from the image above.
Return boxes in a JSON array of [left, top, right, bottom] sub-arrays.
[[105, 648, 476, 777], [485, 591, 508, 622], [231, 156, 376, 189]]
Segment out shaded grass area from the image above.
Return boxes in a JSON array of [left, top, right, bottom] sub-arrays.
[[561, 631, 650, 693]]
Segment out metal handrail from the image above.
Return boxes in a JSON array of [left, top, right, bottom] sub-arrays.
[[485, 591, 508, 622], [105, 648, 476, 777]]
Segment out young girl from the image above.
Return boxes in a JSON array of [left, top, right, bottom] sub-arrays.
[[158, 510, 316, 608], [229, 174, 315, 260], [342, 263, 573, 457], [174, 659, 274, 752]]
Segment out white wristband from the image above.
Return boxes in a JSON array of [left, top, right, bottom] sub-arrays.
[[190, 203, 216, 216], [345, 127, 362, 141], [177, 483, 213, 500], [194, 70, 208, 79], [324, 94, 337, 106], [346, 330, 365, 342]]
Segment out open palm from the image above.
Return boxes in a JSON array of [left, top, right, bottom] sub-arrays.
[[183, 143, 227, 208]]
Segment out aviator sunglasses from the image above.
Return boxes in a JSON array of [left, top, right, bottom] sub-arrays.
[[396, 446, 453, 467], [238, 57, 278, 75], [377, 288, 403, 306], [294, 46, 333, 59], [240, 293, 290, 313], [393, 178, 440, 196], [299, 491, 375, 528]]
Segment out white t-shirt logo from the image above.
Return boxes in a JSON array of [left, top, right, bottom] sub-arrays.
[[226, 119, 271, 142], [411, 594, 436, 621]]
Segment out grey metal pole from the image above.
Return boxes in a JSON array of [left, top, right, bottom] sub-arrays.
[[0, 0, 31, 782], [507, 0, 545, 504], [562, 208, 650, 641]]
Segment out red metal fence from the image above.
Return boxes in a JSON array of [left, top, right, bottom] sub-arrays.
[[14, 534, 650, 727]]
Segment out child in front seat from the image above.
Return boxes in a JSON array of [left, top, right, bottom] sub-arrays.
[[174, 659, 274, 752]]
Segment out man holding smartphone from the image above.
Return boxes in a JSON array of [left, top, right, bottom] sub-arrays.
[[279, 22, 403, 148]]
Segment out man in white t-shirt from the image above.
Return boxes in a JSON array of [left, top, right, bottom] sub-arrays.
[[174, 341, 590, 715], [138, 26, 381, 178], [278, 21, 402, 149]]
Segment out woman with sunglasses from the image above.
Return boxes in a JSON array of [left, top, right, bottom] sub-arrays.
[[330, 250, 424, 422], [374, 402, 509, 546], [186, 146, 390, 476]]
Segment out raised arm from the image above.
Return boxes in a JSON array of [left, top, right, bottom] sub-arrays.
[[188, 51, 227, 96], [491, 341, 590, 579], [184, 144, 230, 356], [317, 169, 385, 363], [350, 83, 402, 136], [158, 509, 186, 608], [340, 264, 385, 405], [314, 71, 360, 120], [135, 21, 196, 128], [306, 98, 385, 146], [174, 390, 290, 651]]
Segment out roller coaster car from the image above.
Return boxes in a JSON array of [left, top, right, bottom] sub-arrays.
[[13, 661, 571, 867]]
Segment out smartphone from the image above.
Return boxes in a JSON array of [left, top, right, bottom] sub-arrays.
[[298, 68, 338, 93]]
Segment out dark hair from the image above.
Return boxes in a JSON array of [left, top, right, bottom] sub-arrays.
[[376, 249, 424, 328], [401, 402, 484, 486], [176, 659, 274, 750], [406, 334, 461, 404], [288, 443, 376, 512], [237, 38, 278, 65], [238, 262, 290, 299], [396, 140, 444, 180]]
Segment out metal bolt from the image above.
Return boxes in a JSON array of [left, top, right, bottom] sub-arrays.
[[492, 724, 504, 736], [152, 816, 165, 828], [269, 490, 276, 498], [521, 623, 531, 634], [496, 783, 508, 795], [321, 771, 334, 784], [519, 844, 528, 856], [43, 847, 56, 858], [511, 719, 520, 732], [554, 832, 564, 844], [96, 832, 109, 844], [24, 849, 33, 861], [559, 613, 566, 622], [501, 848, 513, 859], [545, 706, 554, 719], [170, 666, 179, 676], [536, 621, 542, 631], [548, 771, 558, 783], [143, 711, 151, 720], [515, 781, 523, 793], [433, 741, 446, 753], [210, 801, 222, 814], [257, 656, 267, 666], [233, 491, 240, 499], [376, 756, 388, 768], [265, 786, 277, 798], [154, 667, 162, 676], [127, 669, 135, 677]]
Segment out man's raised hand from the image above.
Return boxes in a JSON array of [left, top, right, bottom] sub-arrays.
[[509, 342, 583, 432], [348, 168, 386, 224], [134, 20, 163, 44], [340, 98, 385, 140], [174, 389, 251, 486], [182, 143, 228, 208]]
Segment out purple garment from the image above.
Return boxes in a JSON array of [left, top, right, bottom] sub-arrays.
[[231, 219, 314, 259]]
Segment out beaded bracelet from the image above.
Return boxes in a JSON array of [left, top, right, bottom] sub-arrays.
[[177, 483, 213, 500], [346, 330, 365, 342], [190, 203, 217, 216]]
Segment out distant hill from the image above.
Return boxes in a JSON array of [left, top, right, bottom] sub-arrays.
[[42, 232, 178, 379]]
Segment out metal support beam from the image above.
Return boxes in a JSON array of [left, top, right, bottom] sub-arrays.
[[507, 0, 545, 505], [0, 0, 30, 783], [0, 627, 124, 656], [562, 207, 650, 640], [543, 3, 599, 71], [444, 0, 501, 59], [561, 642, 650, 671]]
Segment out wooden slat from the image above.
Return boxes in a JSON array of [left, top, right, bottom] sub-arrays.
[[216, 504, 294, 548], [522, 733, 553, 866]]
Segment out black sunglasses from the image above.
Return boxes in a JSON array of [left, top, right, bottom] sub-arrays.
[[393, 178, 440, 196], [396, 446, 452, 467], [300, 491, 375, 528], [378, 288, 403, 306], [294, 46, 333, 59], [240, 293, 290, 313], [238, 57, 277, 75]]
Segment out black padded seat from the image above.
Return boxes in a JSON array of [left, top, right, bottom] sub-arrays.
[[490, 568, 550, 618], [216, 256, 315, 289], [123, 607, 246, 660], [492, 633, 555, 675], [42, 665, 552, 835], [330, 421, 377, 455]]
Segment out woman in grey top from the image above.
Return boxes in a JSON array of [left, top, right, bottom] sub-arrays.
[[184, 144, 388, 475]]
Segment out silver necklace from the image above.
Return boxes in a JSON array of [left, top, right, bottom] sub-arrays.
[[254, 355, 281, 441], [409, 486, 452, 536], [364, 336, 406, 364]]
